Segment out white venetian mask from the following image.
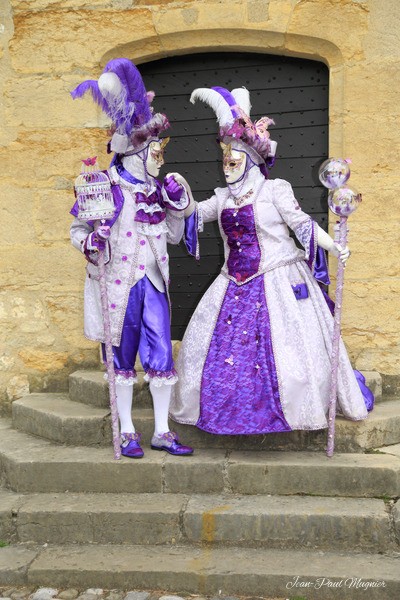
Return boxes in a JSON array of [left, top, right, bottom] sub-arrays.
[[221, 143, 247, 184], [146, 138, 170, 177]]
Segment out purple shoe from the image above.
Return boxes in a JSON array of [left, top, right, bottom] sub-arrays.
[[120, 432, 144, 459], [151, 431, 194, 456]]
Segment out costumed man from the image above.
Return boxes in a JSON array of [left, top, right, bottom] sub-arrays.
[[168, 86, 373, 435], [70, 58, 193, 458]]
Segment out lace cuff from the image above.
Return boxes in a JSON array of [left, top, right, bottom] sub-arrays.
[[294, 218, 318, 270], [197, 202, 204, 232], [144, 368, 178, 387], [103, 369, 138, 386], [161, 185, 190, 211]]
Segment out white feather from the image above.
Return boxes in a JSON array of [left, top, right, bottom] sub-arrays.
[[98, 73, 134, 132], [98, 72, 123, 98], [230, 87, 251, 116], [190, 88, 235, 127]]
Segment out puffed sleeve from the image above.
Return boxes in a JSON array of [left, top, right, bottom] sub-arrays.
[[166, 211, 185, 245], [272, 179, 311, 230], [197, 193, 218, 225], [273, 178, 318, 266]]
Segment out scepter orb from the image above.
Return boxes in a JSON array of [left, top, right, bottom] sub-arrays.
[[319, 157, 351, 189], [328, 185, 362, 217]]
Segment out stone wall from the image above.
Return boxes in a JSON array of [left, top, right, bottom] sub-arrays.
[[0, 0, 399, 410]]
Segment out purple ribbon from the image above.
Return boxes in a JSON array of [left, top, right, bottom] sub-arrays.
[[211, 86, 240, 119], [184, 210, 199, 258], [113, 157, 144, 185], [314, 246, 331, 286]]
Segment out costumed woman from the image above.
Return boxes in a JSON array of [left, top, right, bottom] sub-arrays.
[[169, 85, 373, 435], [70, 58, 193, 457]]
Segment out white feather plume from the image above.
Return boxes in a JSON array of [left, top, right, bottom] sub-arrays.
[[98, 72, 135, 133], [98, 72, 123, 98], [190, 88, 235, 127], [231, 87, 251, 116]]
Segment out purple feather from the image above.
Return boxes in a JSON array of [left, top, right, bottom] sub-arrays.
[[104, 58, 151, 132], [71, 59, 153, 138], [70, 80, 110, 115], [212, 86, 240, 118]]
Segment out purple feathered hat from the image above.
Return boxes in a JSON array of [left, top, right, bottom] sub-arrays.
[[71, 58, 169, 154], [190, 86, 277, 167]]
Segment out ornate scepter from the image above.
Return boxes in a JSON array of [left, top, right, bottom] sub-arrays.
[[74, 158, 121, 460], [318, 159, 362, 458]]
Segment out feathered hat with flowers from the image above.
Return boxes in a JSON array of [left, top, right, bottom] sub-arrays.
[[190, 86, 277, 171], [71, 58, 169, 155]]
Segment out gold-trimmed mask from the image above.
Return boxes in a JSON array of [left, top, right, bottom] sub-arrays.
[[149, 137, 170, 168], [220, 142, 246, 183]]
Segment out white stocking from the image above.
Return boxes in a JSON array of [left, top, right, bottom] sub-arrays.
[[150, 381, 171, 436], [116, 383, 135, 433]]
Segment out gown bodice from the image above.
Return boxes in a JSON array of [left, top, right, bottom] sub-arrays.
[[220, 203, 261, 282]]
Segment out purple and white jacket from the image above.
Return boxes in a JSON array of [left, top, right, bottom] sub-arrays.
[[70, 165, 189, 346]]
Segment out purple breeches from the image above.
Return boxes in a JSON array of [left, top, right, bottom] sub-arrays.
[[102, 276, 176, 382]]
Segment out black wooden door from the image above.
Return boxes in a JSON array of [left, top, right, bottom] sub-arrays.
[[140, 53, 329, 339]]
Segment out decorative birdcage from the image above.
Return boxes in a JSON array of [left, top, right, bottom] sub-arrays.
[[74, 158, 115, 222]]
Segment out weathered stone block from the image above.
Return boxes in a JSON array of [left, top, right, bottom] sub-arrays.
[[164, 450, 225, 494], [34, 190, 74, 242], [11, 1, 109, 11], [5, 375, 29, 402], [12, 394, 110, 446], [0, 547, 39, 586], [393, 498, 400, 545], [0, 129, 106, 185], [16, 493, 185, 545], [345, 61, 400, 115], [226, 451, 400, 497], [0, 425, 163, 493], [25, 544, 400, 599], [69, 370, 151, 408], [183, 494, 392, 552], [153, 2, 246, 36], [3, 75, 115, 130], [0, 245, 83, 290], [10, 9, 157, 73], [288, 0, 369, 61], [0, 185, 37, 245], [247, 0, 270, 24]]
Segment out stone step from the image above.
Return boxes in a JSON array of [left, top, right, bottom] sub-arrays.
[[0, 420, 399, 497], [69, 369, 384, 409], [12, 394, 400, 452], [0, 543, 398, 599], [69, 370, 151, 408], [12, 393, 110, 447], [0, 489, 396, 553]]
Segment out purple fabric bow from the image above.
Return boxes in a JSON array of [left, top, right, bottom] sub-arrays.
[[134, 180, 166, 226]]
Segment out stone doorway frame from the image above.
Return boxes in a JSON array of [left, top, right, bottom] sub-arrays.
[[101, 29, 344, 177]]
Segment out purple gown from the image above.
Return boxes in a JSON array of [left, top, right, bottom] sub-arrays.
[[170, 174, 373, 434]]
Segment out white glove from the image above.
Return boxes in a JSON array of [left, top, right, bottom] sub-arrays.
[[317, 225, 351, 265], [330, 242, 351, 264]]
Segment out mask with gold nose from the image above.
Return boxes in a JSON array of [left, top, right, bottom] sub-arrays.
[[221, 142, 247, 184], [146, 137, 170, 177]]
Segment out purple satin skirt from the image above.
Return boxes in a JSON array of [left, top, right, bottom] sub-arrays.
[[197, 275, 291, 435]]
